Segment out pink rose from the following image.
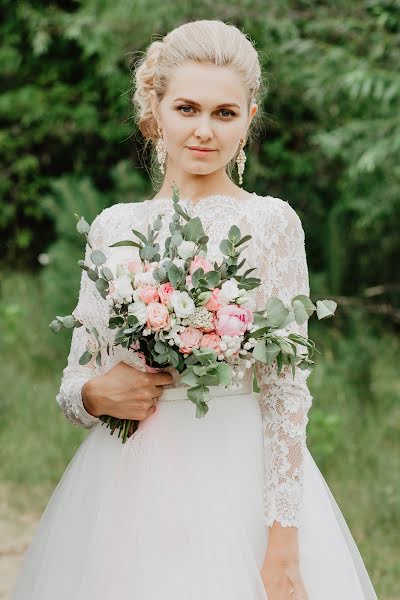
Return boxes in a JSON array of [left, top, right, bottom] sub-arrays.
[[200, 333, 222, 354], [215, 304, 254, 337], [127, 260, 143, 274], [146, 302, 170, 331], [158, 282, 175, 305], [178, 326, 203, 354], [139, 287, 160, 304], [204, 288, 223, 312], [189, 255, 213, 275]]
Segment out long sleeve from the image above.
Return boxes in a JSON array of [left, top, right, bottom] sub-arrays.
[[55, 221, 103, 429], [253, 199, 313, 528]]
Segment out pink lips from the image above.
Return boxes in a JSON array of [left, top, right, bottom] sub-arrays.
[[187, 146, 216, 155]]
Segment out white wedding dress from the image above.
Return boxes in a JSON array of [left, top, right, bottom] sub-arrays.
[[11, 194, 378, 599]]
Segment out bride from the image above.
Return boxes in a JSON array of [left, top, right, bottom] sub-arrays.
[[12, 19, 378, 600]]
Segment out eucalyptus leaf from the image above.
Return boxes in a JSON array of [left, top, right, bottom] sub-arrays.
[[110, 240, 142, 249], [102, 266, 114, 281], [187, 384, 207, 405], [90, 249, 107, 266], [168, 263, 182, 288], [263, 297, 289, 328], [87, 268, 99, 281], [180, 368, 199, 387], [204, 270, 220, 287], [182, 217, 204, 242], [291, 299, 310, 325], [191, 267, 205, 288], [214, 362, 233, 386], [62, 315, 75, 328], [49, 319, 63, 333], [76, 216, 90, 234], [220, 239, 232, 256], [316, 299, 338, 319], [95, 278, 109, 293], [236, 234, 252, 247], [228, 224, 241, 241], [79, 351, 93, 365], [171, 232, 183, 247], [192, 348, 217, 364], [141, 245, 157, 261], [131, 228, 148, 244]]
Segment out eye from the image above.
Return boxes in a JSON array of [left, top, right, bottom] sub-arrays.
[[176, 105, 236, 118], [218, 109, 236, 118], [177, 105, 195, 114]]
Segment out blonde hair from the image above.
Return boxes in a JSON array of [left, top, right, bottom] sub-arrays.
[[131, 19, 267, 185]]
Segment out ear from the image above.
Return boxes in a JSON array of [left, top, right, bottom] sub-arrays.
[[249, 102, 258, 122]]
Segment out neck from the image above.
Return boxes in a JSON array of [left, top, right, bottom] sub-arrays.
[[156, 168, 241, 204]]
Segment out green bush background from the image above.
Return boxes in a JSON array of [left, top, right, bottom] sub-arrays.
[[1, 2, 399, 597]]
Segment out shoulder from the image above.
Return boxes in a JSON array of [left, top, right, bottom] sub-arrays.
[[88, 201, 146, 247], [253, 194, 305, 238]]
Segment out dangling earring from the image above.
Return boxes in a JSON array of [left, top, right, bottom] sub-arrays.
[[236, 138, 247, 186], [156, 126, 167, 174]]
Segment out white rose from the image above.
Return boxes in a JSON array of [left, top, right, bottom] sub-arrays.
[[134, 271, 157, 287], [177, 241, 196, 260], [219, 279, 239, 304], [104, 246, 137, 276], [236, 294, 256, 311], [131, 288, 142, 302], [127, 300, 147, 325], [170, 290, 195, 318], [109, 275, 134, 303]]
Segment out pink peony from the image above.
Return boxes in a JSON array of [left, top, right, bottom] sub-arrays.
[[215, 304, 254, 337], [189, 255, 213, 276], [158, 282, 175, 305], [146, 302, 170, 331], [139, 287, 160, 304], [178, 326, 203, 354], [205, 288, 223, 312], [200, 333, 222, 354]]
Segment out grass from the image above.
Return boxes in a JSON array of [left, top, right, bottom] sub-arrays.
[[0, 270, 398, 598]]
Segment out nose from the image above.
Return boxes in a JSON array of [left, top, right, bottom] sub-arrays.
[[194, 117, 214, 141]]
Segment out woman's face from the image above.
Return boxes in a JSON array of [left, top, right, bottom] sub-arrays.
[[150, 62, 258, 176]]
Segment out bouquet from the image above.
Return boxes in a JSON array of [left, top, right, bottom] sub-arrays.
[[50, 183, 337, 443]]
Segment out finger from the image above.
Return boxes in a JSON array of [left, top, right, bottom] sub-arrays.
[[151, 372, 173, 385]]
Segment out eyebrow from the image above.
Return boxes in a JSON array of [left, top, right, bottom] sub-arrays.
[[173, 97, 240, 109]]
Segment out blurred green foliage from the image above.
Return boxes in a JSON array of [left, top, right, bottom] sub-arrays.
[[1, 0, 399, 305]]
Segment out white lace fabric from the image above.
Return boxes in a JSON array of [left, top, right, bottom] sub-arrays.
[[56, 193, 313, 528]]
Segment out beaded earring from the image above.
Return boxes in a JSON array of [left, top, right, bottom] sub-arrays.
[[236, 138, 247, 186], [156, 126, 167, 174]]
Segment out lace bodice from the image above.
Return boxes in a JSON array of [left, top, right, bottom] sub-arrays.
[[56, 193, 313, 528]]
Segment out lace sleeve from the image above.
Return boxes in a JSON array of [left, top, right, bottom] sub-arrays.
[[55, 218, 104, 429], [253, 199, 313, 528]]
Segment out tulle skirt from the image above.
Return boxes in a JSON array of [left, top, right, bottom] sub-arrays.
[[11, 384, 378, 599]]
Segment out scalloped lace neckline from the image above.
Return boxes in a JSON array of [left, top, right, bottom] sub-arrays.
[[144, 191, 259, 208]]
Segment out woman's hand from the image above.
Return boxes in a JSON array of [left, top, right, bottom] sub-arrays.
[[260, 557, 308, 600], [82, 362, 173, 420], [260, 522, 309, 600]]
